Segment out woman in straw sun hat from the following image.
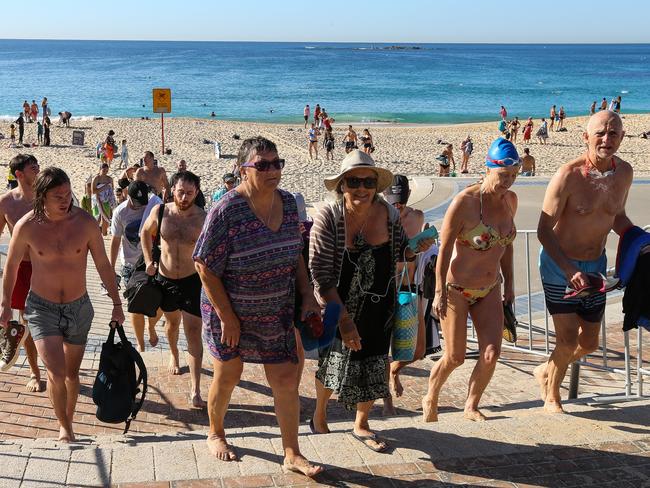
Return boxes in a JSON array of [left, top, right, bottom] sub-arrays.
[[309, 150, 434, 452]]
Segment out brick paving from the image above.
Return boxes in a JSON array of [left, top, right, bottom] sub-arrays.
[[1, 238, 649, 487]]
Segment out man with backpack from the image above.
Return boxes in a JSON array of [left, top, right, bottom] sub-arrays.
[[110, 181, 161, 352], [0, 167, 124, 442]]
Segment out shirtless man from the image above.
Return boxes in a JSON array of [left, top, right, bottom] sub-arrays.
[[141, 171, 206, 408], [520, 148, 536, 176], [0, 167, 124, 442], [135, 151, 170, 200], [343, 125, 358, 154], [536, 110, 633, 413], [549, 105, 557, 131], [382, 175, 425, 414], [0, 155, 43, 392]]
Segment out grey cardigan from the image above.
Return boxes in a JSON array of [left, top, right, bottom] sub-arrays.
[[309, 197, 408, 303]]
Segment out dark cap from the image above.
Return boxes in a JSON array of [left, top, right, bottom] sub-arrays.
[[383, 174, 410, 205], [127, 181, 149, 206], [223, 172, 236, 183]]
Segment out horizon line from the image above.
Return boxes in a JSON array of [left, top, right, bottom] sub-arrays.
[[2, 38, 650, 45]]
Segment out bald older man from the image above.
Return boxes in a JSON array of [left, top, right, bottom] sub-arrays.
[[535, 110, 633, 413]]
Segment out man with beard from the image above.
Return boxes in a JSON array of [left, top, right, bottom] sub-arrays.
[[0, 155, 43, 391], [140, 171, 207, 408], [0, 167, 124, 442]]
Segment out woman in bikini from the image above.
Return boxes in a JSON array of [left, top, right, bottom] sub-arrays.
[[422, 137, 519, 423]]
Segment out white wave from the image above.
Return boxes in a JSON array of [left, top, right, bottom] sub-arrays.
[[621, 90, 629, 94], [304, 46, 315, 49]]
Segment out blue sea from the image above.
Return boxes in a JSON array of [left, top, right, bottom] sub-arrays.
[[1, 40, 648, 124]]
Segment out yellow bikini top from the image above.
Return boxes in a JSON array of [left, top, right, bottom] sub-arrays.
[[457, 190, 516, 251]]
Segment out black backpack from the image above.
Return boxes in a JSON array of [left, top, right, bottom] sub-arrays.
[[92, 321, 147, 434]]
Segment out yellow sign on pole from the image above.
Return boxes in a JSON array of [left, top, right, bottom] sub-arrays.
[[152, 88, 171, 114]]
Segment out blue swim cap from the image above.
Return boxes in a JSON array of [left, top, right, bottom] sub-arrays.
[[485, 138, 520, 168]]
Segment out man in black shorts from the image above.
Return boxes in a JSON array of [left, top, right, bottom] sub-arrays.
[[141, 171, 207, 408]]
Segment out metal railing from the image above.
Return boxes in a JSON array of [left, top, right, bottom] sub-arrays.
[[465, 228, 647, 402]]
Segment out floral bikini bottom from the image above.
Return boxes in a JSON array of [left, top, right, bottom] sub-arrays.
[[447, 278, 501, 306]]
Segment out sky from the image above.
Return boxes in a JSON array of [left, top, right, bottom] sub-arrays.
[[1, 0, 649, 43]]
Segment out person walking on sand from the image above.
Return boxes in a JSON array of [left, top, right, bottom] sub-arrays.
[[92, 163, 116, 236], [590, 101, 597, 115], [509, 117, 521, 144], [557, 106, 566, 131], [43, 116, 51, 146], [103, 130, 116, 165], [30, 101, 38, 123], [323, 127, 335, 161], [41, 97, 49, 122], [599, 97, 607, 111], [343, 125, 358, 153], [520, 148, 536, 176], [307, 123, 319, 160], [135, 151, 171, 200], [141, 171, 207, 408], [14, 113, 25, 146], [0, 155, 44, 392], [535, 110, 633, 414], [460, 135, 473, 174], [303, 104, 310, 128], [0, 167, 124, 442], [614, 95, 622, 113], [22, 101, 30, 121], [119, 139, 129, 169], [314, 104, 321, 124], [36, 121, 43, 145], [500, 105, 507, 120], [536, 118, 549, 144], [110, 181, 161, 352], [522, 117, 533, 143], [549, 105, 557, 131]]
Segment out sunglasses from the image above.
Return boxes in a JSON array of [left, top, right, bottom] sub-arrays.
[[242, 159, 285, 171], [344, 176, 378, 189]]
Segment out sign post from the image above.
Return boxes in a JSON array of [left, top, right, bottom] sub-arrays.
[[152, 88, 172, 154]]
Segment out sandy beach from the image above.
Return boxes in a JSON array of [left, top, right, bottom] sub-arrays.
[[2, 113, 650, 205]]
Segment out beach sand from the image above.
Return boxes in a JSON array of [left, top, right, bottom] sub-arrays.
[[1, 114, 649, 205]]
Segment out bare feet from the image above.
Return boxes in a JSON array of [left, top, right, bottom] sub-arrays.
[[310, 417, 330, 434], [464, 408, 487, 422], [207, 433, 237, 461], [382, 395, 397, 416], [543, 400, 565, 414], [190, 394, 207, 409], [168, 354, 180, 375], [25, 374, 43, 393], [283, 455, 324, 478], [149, 327, 159, 347], [533, 363, 548, 401], [422, 396, 438, 423], [389, 370, 404, 398], [58, 425, 75, 443]]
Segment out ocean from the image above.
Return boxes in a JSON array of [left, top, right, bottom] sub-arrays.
[[1, 40, 648, 124]]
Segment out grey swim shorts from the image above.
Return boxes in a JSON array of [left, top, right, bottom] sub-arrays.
[[24, 292, 94, 345]]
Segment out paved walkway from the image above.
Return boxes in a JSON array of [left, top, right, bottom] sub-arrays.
[[1, 179, 649, 486]]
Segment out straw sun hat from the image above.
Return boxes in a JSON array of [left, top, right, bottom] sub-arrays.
[[323, 150, 393, 193]]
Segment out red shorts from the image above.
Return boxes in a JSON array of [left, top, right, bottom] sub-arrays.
[[11, 261, 32, 310]]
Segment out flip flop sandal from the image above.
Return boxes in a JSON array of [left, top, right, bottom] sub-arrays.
[[351, 431, 388, 453], [308, 418, 329, 434]]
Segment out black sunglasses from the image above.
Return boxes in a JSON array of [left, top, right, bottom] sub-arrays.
[[242, 159, 285, 171], [344, 176, 378, 189]]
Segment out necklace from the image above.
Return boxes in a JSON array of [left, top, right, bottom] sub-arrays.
[[345, 204, 370, 248], [247, 188, 275, 228], [585, 154, 616, 177]]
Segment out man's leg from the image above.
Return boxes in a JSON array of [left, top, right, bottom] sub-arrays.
[[23, 334, 42, 392], [207, 356, 243, 461], [33, 336, 75, 441], [164, 310, 181, 375], [62, 342, 86, 429], [541, 313, 581, 413], [130, 313, 146, 352], [147, 308, 163, 346], [265, 361, 322, 477], [182, 311, 205, 408]]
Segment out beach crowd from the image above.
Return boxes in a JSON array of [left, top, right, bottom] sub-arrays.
[[0, 108, 643, 478]]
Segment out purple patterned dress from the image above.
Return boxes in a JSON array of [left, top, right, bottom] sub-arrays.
[[193, 189, 301, 364]]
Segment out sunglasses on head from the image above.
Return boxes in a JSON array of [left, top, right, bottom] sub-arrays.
[[344, 176, 378, 189], [242, 158, 285, 171]]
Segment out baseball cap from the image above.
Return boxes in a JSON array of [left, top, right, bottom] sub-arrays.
[[383, 175, 410, 205], [223, 172, 236, 183], [127, 181, 149, 206]]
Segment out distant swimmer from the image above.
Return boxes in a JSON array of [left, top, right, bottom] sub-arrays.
[[211, 112, 216, 117], [535, 110, 634, 414]]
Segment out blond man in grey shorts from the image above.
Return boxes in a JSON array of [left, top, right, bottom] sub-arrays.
[[0, 167, 124, 443]]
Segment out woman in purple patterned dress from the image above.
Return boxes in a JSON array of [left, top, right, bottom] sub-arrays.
[[193, 137, 322, 477]]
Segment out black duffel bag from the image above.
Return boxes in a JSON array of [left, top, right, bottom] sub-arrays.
[[123, 203, 164, 317]]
